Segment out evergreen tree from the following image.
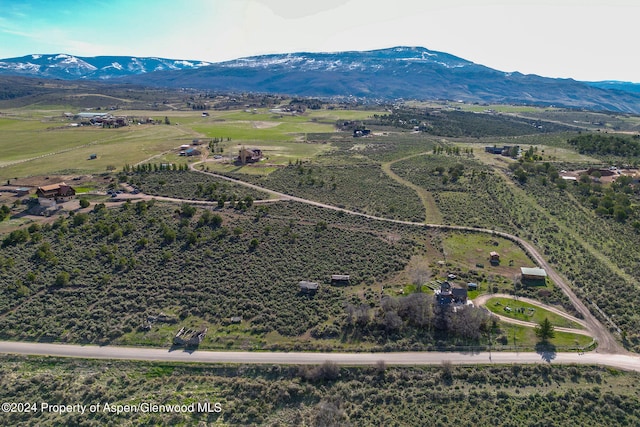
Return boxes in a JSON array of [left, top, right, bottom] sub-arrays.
[[535, 317, 555, 341]]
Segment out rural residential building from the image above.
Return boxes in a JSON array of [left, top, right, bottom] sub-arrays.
[[485, 146, 504, 155], [182, 148, 201, 157], [14, 187, 31, 196], [36, 183, 76, 205], [437, 281, 468, 305], [452, 288, 468, 304], [237, 147, 263, 164]]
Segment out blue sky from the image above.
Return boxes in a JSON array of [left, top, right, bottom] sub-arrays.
[[0, 0, 638, 82]]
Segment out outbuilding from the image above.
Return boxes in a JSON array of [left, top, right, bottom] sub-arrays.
[[299, 281, 319, 294], [331, 274, 350, 285], [521, 267, 547, 281]]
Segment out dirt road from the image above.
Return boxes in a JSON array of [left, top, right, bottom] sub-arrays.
[[1, 341, 639, 371]]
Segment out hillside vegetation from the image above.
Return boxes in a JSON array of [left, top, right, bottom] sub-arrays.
[[2, 92, 640, 354], [2, 355, 639, 426]]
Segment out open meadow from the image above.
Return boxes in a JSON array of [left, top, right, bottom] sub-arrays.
[[0, 106, 381, 181]]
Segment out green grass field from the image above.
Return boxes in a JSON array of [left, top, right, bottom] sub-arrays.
[[486, 297, 585, 329], [0, 107, 351, 179], [497, 323, 593, 351], [443, 231, 535, 274]]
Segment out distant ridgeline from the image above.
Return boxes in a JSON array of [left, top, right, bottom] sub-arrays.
[[568, 134, 640, 157]]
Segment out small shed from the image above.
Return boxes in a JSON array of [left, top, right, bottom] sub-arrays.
[[521, 267, 547, 283], [299, 281, 319, 294], [490, 251, 500, 265], [331, 274, 350, 285], [15, 187, 31, 196]]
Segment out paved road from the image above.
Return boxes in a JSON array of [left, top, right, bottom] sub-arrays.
[[189, 161, 623, 354], [1, 341, 640, 371]]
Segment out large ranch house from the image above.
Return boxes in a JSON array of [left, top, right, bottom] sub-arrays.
[[36, 183, 76, 207]]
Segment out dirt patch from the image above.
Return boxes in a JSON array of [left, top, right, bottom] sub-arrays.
[[7, 174, 100, 187], [251, 121, 281, 129]]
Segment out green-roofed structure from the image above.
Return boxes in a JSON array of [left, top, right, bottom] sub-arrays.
[[520, 267, 547, 281]]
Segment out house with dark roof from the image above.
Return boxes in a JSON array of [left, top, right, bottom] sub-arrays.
[[436, 281, 468, 305], [452, 288, 468, 304], [184, 147, 201, 157]]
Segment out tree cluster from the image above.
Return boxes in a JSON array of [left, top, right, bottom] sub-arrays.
[[345, 292, 492, 342], [568, 133, 640, 158]]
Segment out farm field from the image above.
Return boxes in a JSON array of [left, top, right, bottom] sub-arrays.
[[0, 106, 379, 180], [5, 90, 640, 427]]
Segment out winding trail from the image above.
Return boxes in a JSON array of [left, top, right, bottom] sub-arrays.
[[380, 155, 443, 223], [188, 160, 624, 355]]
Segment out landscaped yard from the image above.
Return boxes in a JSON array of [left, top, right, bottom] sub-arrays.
[[486, 297, 585, 330]]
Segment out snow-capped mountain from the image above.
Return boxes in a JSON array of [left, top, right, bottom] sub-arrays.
[[1, 47, 639, 113], [120, 46, 640, 113], [0, 53, 211, 79], [218, 46, 473, 71]]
